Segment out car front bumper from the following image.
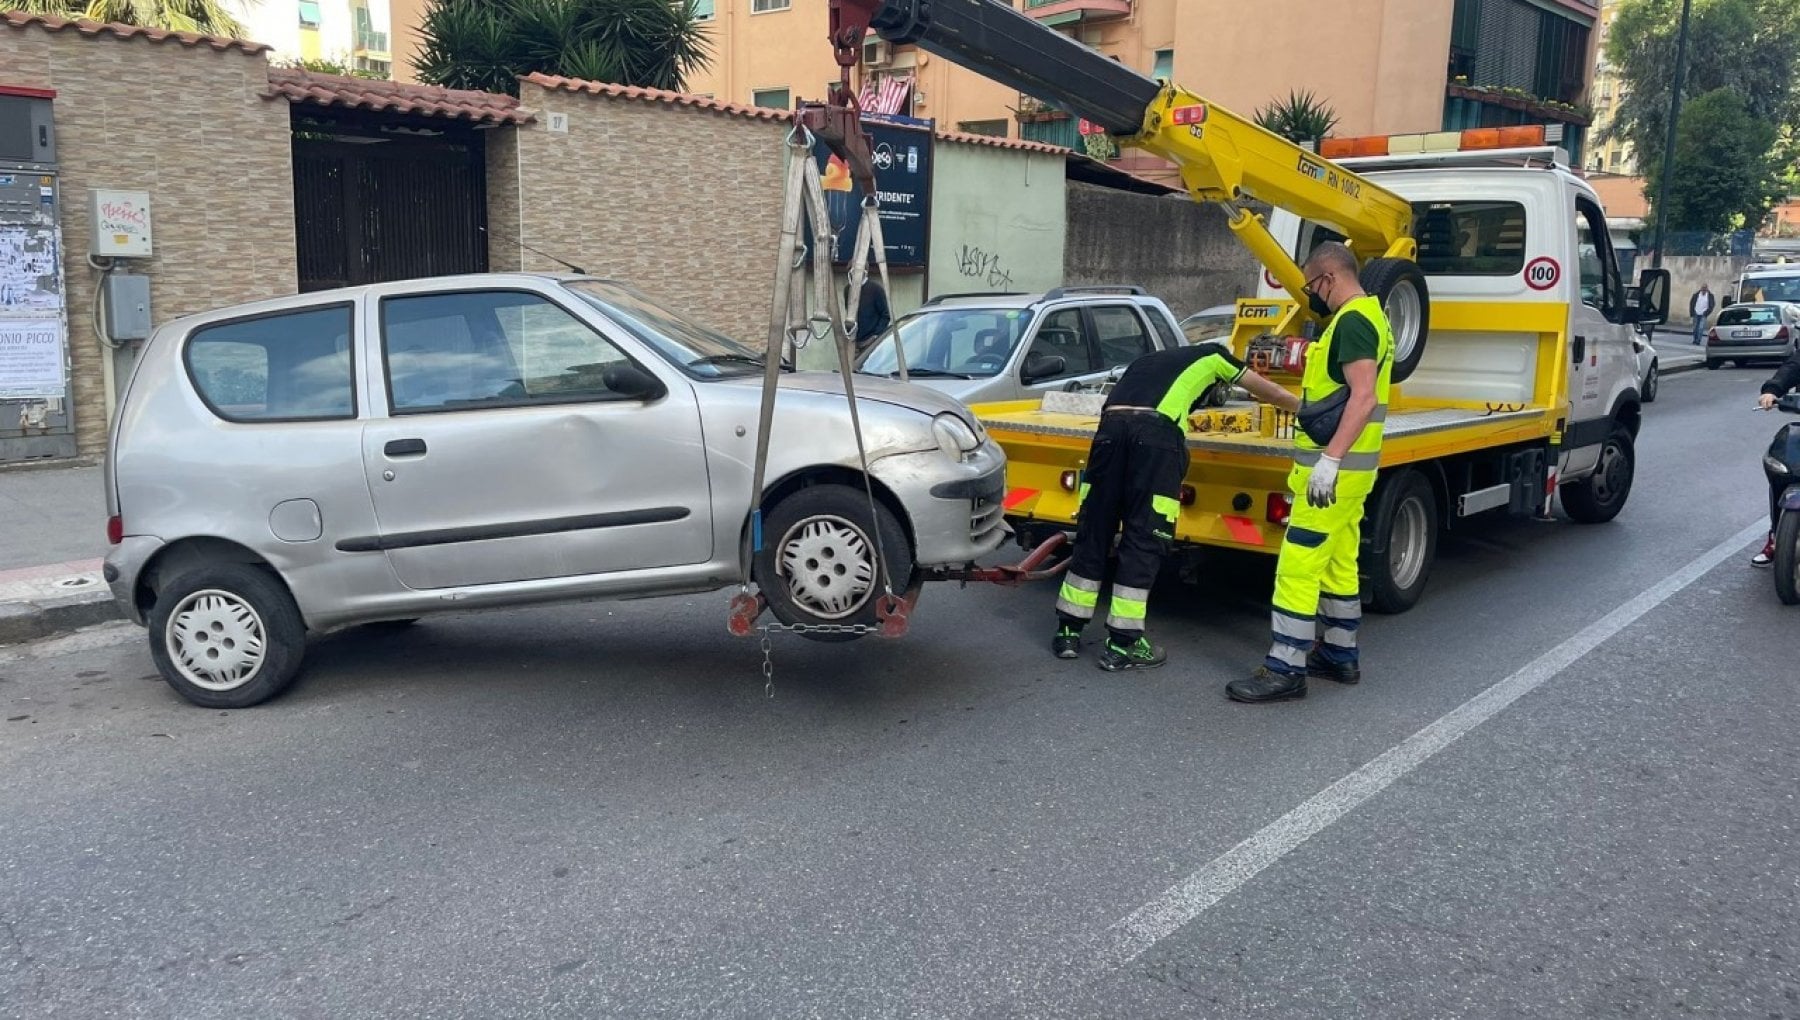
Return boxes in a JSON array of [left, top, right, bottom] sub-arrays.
[[872, 440, 1008, 567]]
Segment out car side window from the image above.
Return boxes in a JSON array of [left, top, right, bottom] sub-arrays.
[[185, 304, 355, 422], [1574, 198, 1622, 320], [1147, 307, 1183, 349], [1023, 308, 1096, 382], [1091, 305, 1154, 370], [381, 291, 636, 413]]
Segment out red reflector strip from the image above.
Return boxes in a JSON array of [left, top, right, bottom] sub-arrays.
[[1003, 488, 1039, 511], [1171, 104, 1208, 126], [1223, 515, 1264, 545]]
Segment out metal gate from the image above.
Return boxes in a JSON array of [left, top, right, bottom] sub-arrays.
[[293, 124, 487, 292]]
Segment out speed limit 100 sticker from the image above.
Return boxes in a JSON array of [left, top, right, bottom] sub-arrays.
[[1264, 268, 1282, 290], [1524, 256, 1561, 291]]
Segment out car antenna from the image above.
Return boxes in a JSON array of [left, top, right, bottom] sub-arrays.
[[479, 225, 587, 275]]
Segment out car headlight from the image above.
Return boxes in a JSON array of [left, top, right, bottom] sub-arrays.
[[1765, 453, 1791, 477], [933, 413, 981, 460]]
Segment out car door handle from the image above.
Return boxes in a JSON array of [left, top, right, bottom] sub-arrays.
[[1571, 335, 1586, 364], [384, 438, 427, 457]]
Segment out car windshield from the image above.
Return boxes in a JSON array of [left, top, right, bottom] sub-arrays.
[[565, 280, 772, 378], [1738, 275, 1800, 303], [857, 307, 1035, 379], [1719, 305, 1781, 326]]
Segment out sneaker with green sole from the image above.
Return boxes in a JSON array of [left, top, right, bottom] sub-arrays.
[[1097, 636, 1166, 672], [1052, 627, 1082, 660]]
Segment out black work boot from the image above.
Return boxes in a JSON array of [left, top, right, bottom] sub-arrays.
[[1097, 635, 1167, 672], [1227, 667, 1307, 703], [1306, 652, 1361, 685], [1052, 625, 1083, 660]]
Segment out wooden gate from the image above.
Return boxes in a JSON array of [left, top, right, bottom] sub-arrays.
[[293, 125, 487, 292]]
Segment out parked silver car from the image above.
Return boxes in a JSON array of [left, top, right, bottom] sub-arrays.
[[853, 286, 1185, 406], [1706, 302, 1800, 369], [103, 274, 1006, 707]]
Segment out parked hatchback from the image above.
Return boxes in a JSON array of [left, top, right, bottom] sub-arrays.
[[1706, 302, 1800, 369], [853, 286, 1185, 405], [104, 274, 1007, 708]]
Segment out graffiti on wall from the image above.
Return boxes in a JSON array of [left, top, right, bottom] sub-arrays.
[[955, 245, 1013, 290]]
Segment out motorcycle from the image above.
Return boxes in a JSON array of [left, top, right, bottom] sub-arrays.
[[1764, 393, 1800, 604]]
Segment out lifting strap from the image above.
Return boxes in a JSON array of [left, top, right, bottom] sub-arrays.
[[741, 126, 902, 612]]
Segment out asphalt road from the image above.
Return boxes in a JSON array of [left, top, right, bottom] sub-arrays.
[[2, 366, 1796, 1019]]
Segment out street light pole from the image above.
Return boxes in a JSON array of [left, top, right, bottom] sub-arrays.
[[1650, 0, 1693, 268]]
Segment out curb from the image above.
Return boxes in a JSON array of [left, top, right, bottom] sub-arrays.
[[0, 591, 123, 646]]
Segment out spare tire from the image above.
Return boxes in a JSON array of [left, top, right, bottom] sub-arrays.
[[1360, 258, 1430, 384]]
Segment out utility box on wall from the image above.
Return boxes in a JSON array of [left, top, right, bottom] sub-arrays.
[[101, 273, 151, 341], [89, 189, 152, 258], [0, 91, 55, 166]]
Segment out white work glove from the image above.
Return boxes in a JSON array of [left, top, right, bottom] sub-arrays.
[[1307, 454, 1341, 509]]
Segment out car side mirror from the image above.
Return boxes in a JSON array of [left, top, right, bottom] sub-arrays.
[[602, 362, 667, 401], [1021, 353, 1067, 385], [1632, 268, 1672, 325]]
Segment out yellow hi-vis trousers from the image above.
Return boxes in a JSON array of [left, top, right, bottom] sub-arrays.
[[1265, 469, 1370, 677]]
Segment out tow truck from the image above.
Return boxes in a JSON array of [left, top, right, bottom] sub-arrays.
[[822, 0, 1674, 612]]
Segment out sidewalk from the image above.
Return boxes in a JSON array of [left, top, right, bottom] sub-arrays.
[[0, 464, 116, 644], [1647, 327, 1707, 374]]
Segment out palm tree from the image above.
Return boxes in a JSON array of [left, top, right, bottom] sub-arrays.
[[413, 0, 710, 96], [0, 0, 247, 36]]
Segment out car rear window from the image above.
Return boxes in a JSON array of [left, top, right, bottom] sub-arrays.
[[185, 305, 355, 422], [1411, 201, 1528, 276], [1719, 306, 1779, 326]]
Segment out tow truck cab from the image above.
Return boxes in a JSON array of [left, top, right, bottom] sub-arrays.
[[1263, 147, 1653, 486]]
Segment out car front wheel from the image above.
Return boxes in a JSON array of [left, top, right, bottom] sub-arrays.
[[754, 484, 914, 642], [147, 563, 307, 708]]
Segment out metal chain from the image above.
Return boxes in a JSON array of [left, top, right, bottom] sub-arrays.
[[755, 620, 882, 698]]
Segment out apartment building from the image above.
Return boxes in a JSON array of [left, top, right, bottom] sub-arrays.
[[1587, 0, 1635, 174], [230, 0, 395, 76]]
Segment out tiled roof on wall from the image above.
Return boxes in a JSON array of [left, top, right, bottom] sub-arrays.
[[523, 74, 795, 123], [1, 11, 270, 55], [267, 68, 532, 126]]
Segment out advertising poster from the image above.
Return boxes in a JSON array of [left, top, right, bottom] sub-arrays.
[[0, 319, 66, 399], [809, 115, 933, 268]]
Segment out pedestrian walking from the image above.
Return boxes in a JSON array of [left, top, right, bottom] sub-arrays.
[[1054, 340, 1299, 670], [852, 278, 891, 353], [1228, 242, 1392, 703], [1690, 284, 1716, 346]]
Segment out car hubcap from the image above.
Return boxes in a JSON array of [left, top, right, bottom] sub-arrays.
[[1385, 279, 1423, 366], [166, 589, 267, 691], [1594, 441, 1628, 505], [779, 515, 877, 620], [1389, 495, 1429, 591]]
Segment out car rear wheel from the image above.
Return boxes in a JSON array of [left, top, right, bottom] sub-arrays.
[[1362, 469, 1438, 614], [147, 564, 307, 708], [755, 484, 914, 642]]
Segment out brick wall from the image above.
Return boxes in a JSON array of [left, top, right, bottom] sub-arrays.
[[0, 20, 296, 456], [506, 79, 788, 346], [1064, 183, 1259, 319]]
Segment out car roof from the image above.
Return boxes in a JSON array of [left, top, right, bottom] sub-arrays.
[[913, 286, 1160, 312], [154, 272, 617, 333]]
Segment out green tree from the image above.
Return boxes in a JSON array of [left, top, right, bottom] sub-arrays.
[[0, 0, 246, 34], [412, 0, 710, 96], [1607, 0, 1800, 231], [1659, 88, 1780, 233], [1253, 90, 1339, 147]]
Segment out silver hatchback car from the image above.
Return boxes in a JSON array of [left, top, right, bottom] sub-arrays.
[[104, 274, 1006, 708]]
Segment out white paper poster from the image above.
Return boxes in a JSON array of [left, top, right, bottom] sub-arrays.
[[0, 319, 65, 399]]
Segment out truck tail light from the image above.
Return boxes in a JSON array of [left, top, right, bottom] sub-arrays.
[[106, 515, 123, 546], [1266, 493, 1292, 525], [1060, 470, 1079, 492]]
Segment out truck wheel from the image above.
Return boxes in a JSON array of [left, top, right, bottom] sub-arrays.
[[755, 484, 914, 643], [147, 563, 308, 709], [1774, 510, 1800, 606], [1360, 258, 1431, 384], [1642, 360, 1659, 403], [1362, 469, 1438, 614], [1560, 424, 1635, 524]]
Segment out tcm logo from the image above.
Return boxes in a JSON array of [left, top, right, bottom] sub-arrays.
[[1239, 305, 1279, 320]]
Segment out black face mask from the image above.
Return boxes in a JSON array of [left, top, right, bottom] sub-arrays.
[[1305, 288, 1333, 319]]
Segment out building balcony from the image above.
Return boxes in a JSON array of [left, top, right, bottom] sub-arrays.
[[1023, 0, 1131, 24], [354, 28, 390, 58]]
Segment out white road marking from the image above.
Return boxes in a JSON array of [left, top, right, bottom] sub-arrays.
[[1098, 518, 1768, 970], [0, 621, 140, 665]]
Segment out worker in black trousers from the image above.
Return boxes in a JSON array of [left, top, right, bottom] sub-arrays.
[[1054, 341, 1299, 670]]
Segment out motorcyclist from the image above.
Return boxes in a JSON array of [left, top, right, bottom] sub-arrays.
[[1753, 347, 1800, 566]]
